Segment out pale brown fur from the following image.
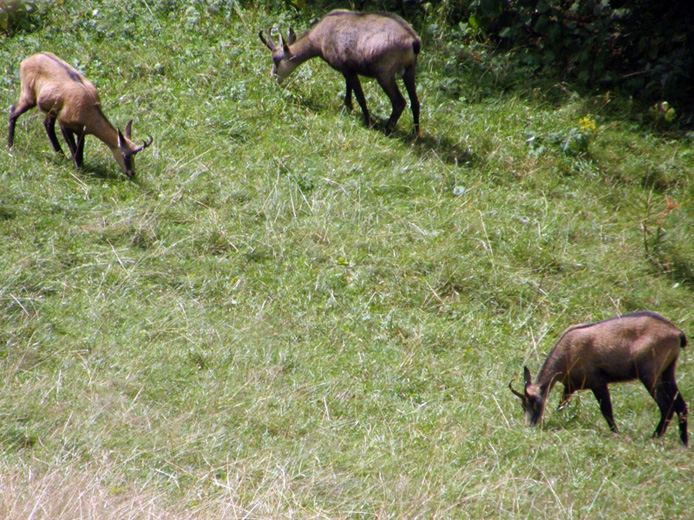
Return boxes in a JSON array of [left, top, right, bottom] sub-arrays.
[[510, 311, 689, 445], [259, 10, 421, 135], [8, 53, 152, 177]]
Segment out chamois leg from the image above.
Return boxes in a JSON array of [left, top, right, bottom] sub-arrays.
[[376, 75, 406, 135], [592, 385, 618, 433], [672, 389, 688, 446], [43, 114, 64, 154], [344, 77, 353, 111], [343, 72, 371, 128], [75, 132, 85, 168], [59, 124, 81, 168], [650, 363, 689, 445], [402, 65, 420, 136], [558, 386, 574, 411], [8, 101, 36, 149]]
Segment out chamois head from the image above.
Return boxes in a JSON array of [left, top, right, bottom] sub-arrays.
[[115, 120, 153, 178], [258, 28, 298, 83], [509, 367, 545, 426]]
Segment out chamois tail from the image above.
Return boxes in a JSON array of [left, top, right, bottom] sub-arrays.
[[680, 331, 687, 349]]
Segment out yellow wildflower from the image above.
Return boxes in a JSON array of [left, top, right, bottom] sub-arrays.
[[578, 114, 596, 133]]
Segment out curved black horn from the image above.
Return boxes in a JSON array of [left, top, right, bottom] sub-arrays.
[[509, 380, 526, 400], [259, 29, 276, 50], [132, 135, 153, 154]]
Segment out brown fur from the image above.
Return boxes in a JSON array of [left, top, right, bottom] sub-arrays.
[[259, 10, 421, 135], [8, 53, 152, 177], [510, 311, 689, 445]]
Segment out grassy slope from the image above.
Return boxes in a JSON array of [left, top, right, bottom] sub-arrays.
[[2, 2, 694, 518]]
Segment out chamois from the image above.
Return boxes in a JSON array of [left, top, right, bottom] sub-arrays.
[[509, 311, 689, 445], [259, 10, 421, 135], [8, 52, 152, 177]]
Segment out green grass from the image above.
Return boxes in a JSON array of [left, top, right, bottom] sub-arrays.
[[2, 1, 694, 518]]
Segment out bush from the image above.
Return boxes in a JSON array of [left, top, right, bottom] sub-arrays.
[[437, 0, 694, 123], [0, 0, 43, 34]]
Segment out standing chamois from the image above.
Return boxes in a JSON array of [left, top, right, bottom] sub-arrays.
[[8, 52, 152, 177], [259, 10, 421, 135], [510, 311, 689, 445]]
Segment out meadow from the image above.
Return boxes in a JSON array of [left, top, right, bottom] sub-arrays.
[[1, 1, 694, 518]]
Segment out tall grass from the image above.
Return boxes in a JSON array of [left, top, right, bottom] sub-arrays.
[[2, 1, 694, 518]]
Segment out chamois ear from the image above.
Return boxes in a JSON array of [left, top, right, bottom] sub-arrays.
[[523, 366, 532, 389], [117, 128, 127, 150], [288, 27, 297, 45], [124, 119, 133, 139], [279, 32, 291, 55]]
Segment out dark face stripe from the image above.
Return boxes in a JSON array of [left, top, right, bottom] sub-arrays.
[[123, 152, 135, 175]]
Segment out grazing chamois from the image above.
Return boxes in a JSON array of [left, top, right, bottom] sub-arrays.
[[8, 52, 152, 177], [259, 10, 421, 135], [509, 311, 689, 445]]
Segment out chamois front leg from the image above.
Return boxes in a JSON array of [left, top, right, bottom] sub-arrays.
[[343, 72, 371, 128], [558, 386, 574, 411], [43, 114, 64, 154], [75, 131, 85, 168], [344, 77, 353, 111], [60, 123, 81, 168], [591, 384, 618, 433]]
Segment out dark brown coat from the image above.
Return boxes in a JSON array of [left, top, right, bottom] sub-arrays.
[[259, 10, 421, 135], [510, 311, 689, 445]]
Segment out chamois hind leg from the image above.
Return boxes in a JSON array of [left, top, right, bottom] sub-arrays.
[[376, 74, 406, 135], [402, 64, 420, 136], [8, 99, 36, 149], [343, 72, 370, 128], [592, 384, 618, 433], [43, 114, 64, 154], [650, 362, 688, 445]]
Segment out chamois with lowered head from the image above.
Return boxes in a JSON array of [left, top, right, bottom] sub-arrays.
[[509, 311, 689, 445], [259, 10, 421, 135], [8, 52, 152, 178]]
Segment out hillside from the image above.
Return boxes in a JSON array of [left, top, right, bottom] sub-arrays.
[[2, 2, 694, 518]]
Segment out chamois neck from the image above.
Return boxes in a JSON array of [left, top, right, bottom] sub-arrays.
[[88, 108, 121, 151], [289, 33, 321, 64], [535, 351, 565, 395]]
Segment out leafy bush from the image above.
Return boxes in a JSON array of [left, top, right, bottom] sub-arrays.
[[0, 0, 44, 34], [435, 0, 693, 122]]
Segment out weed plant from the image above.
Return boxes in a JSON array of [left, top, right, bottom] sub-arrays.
[[2, 2, 694, 518]]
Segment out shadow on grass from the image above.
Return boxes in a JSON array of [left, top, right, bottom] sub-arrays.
[[79, 163, 127, 181], [408, 131, 476, 167]]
